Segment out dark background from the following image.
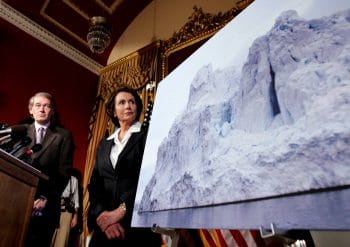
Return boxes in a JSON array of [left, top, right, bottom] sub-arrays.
[[0, 19, 98, 173]]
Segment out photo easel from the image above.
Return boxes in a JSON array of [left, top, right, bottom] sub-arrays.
[[260, 223, 307, 247], [152, 224, 180, 247]]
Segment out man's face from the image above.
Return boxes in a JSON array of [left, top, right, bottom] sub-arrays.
[[29, 95, 54, 124]]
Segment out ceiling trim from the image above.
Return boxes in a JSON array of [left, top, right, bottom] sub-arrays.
[[40, 0, 90, 48], [95, 0, 124, 15], [0, 1, 103, 75]]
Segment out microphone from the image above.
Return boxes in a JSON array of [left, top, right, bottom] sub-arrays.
[[0, 123, 9, 130], [9, 136, 32, 155], [18, 144, 42, 160], [0, 125, 27, 135], [0, 134, 11, 144], [0, 125, 27, 151]]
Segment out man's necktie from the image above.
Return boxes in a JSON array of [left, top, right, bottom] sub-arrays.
[[36, 127, 45, 144]]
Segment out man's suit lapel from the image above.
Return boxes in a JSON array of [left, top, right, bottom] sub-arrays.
[[28, 124, 36, 146], [31, 126, 56, 159]]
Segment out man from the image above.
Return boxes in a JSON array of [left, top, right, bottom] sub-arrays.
[[17, 92, 74, 246], [52, 168, 81, 247]]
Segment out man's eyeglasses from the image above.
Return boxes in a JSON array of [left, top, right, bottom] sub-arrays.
[[33, 103, 52, 110]]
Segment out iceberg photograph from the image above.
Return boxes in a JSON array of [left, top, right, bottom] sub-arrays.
[[132, 0, 350, 229]]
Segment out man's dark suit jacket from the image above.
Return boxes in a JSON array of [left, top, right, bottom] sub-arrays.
[[18, 123, 74, 227]]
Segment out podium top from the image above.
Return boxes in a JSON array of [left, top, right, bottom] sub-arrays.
[[0, 148, 48, 181]]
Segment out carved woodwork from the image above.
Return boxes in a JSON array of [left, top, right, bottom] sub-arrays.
[[88, 41, 161, 138], [161, 0, 254, 78]]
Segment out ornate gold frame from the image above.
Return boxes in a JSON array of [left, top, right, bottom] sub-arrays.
[[160, 0, 254, 79]]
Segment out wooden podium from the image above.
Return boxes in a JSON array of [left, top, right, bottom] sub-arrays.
[[0, 148, 48, 247]]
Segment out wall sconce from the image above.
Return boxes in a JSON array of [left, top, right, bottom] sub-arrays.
[[87, 16, 111, 54]]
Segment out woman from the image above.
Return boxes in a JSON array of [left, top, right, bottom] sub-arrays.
[[88, 86, 161, 247]]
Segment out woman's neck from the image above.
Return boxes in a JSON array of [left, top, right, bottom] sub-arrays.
[[118, 121, 133, 141]]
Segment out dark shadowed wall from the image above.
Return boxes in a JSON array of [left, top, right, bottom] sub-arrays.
[[0, 18, 99, 175]]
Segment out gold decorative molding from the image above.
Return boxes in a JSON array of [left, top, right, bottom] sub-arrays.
[[85, 41, 160, 140], [161, 0, 254, 78], [98, 41, 161, 100], [164, 0, 254, 51]]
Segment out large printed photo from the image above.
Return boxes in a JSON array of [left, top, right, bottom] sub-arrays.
[[133, 0, 350, 229]]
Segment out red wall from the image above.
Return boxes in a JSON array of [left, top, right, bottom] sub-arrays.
[[0, 19, 99, 175]]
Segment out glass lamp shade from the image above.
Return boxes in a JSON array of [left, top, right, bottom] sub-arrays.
[[87, 16, 111, 54]]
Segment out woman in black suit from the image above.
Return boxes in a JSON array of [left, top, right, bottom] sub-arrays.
[[88, 86, 161, 247]]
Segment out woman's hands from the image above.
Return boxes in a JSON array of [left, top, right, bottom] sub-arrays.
[[96, 206, 126, 239], [104, 223, 125, 240]]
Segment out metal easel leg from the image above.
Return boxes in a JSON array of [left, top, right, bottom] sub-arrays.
[[152, 224, 180, 247], [260, 223, 307, 247]]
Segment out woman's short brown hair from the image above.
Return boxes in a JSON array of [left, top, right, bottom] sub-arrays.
[[106, 86, 143, 127]]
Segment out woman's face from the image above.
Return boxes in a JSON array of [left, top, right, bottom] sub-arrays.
[[114, 91, 137, 125]]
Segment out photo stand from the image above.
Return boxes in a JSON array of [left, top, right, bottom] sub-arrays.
[[152, 224, 179, 247], [152, 222, 309, 247], [260, 223, 307, 247]]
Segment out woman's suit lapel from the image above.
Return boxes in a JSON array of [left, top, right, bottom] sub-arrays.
[[115, 131, 143, 168], [100, 139, 115, 172]]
